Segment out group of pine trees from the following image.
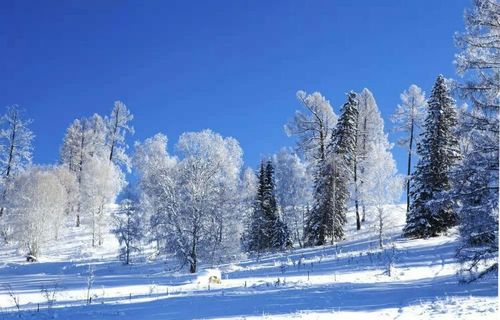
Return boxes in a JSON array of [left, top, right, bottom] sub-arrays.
[[245, 161, 292, 252]]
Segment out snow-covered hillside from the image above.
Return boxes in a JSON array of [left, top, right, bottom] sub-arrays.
[[0, 205, 497, 319]]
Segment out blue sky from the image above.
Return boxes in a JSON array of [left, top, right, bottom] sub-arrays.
[[0, 0, 469, 173]]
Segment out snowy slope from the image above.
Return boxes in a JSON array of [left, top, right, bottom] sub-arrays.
[[0, 204, 497, 319]]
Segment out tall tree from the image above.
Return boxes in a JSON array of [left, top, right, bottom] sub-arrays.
[[305, 92, 358, 246], [362, 142, 403, 248], [247, 161, 291, 252], [354, 88, 386, 227], [113, 195, 143, 265], [391, 85, 427, 215], [80, 156, 124, 246], [404, 75, 461, 238], [285, 90, 337, 162], [285, 90, 337, 247], [0, 105, 34, 217], [273, 148, 312, 247], [7, 166, 67, 259], [136, 130, 243, 273], [106, 101, 134, 172], [454, 0, 499, 280], [60, 114, 107, 226]]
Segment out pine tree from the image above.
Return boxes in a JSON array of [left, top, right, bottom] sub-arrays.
[[305, 92, 358, 246], [404, 75, 461, 238], [453, 0, 499, 280], [247, 161, 291, 252]]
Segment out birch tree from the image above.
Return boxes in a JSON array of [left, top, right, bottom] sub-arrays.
[[0, 105, 34, 217]]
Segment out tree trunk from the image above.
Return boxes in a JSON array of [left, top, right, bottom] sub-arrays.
[[406, 119, 414, 215], [190, 226, 197, 273], [354, 160, 361, 231], [378, 208, 384, 249]]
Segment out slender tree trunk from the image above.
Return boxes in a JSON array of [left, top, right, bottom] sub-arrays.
[[361, 117, 368, 223], [190, 224, 198, 273], [406, 119, 414, 214], [378, 208, 384, 249], [353, 108, 361, 230], [354, 160, 361, 230], [0, 115, 17, 217]]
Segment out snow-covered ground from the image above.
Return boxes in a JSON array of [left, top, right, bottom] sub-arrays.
[[0, 205, 497, 319]]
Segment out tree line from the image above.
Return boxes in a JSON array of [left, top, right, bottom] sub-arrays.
[[0, 0, 496, 280]]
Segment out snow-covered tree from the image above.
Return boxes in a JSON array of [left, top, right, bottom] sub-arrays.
[[285, 90, 337, 162], [52, 166, 78, 217], [106, 101, 134, 171], [354, 88, 387, 227], [172, 130, 243, 272], [7, 167, 67, 258], [60, 114, 107, 226], [246, 161, 291, 252], [404, 75, 461, 238], [0, 105, 34, 217], [362, 142, 403, 248], [391, 85, 427, 215], [113, 195, 143, 265], [133, 133, 177, 254], [80, 157, 124, 247], [136, 130, 243, 273], [305, 92, 358, 246], [273, 148, 312, 247], [453, 0, 499, 280], [240, 167, 257, 249]]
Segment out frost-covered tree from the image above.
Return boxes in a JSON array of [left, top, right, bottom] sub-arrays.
[[240, 167, 257, 249], [7, 167, 67, 258], [60, 114, 107, 226], [136, 130, 243, 273], [363, 142, 403, 248], [305, 92, 358, 246], [391, 85, 427, 215], [52, 166, 78, 218], [285, 90, 337, 162], [80, 157, 124, 247], [354, 88, 387, 227], [113, 195, 143, 265], [174, 130, 243, 272], [404, 75, 461, 238], [453, 0, 499, 280], [246, 161, 291, 252], [0, 105, 34, 217], [273, 148, 312, 247], [133, 133, 177, 254], [106, 101, 134, 171]]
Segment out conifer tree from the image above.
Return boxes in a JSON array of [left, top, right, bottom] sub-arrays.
[[453, 0, 499, 280], [247, 161, 291, 252], [305, 92, 358, 246], [404, 75, 461, 238]]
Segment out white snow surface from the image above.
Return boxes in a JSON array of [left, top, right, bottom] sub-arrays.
[[0, 204, 497, 319]]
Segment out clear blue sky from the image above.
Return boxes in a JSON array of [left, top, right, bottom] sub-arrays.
[[0, 0, 469, 172]]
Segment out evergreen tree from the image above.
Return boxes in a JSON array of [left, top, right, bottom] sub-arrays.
[[305, 92, 358, 246], [454, 0, 499, 280], [247, 161, 291, 252], [404, 75, 461, 238]]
